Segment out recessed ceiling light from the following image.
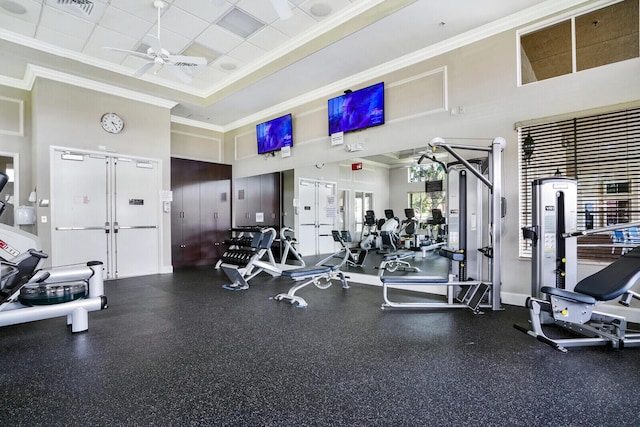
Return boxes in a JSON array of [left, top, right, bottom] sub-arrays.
[[1, 0, 27, 14], [310, 3, 332, 18], [217, 7, 264, 39], [220, 62, 237, 71]]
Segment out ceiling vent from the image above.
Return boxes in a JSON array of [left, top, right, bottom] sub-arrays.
[[55, 0, 94, 17]]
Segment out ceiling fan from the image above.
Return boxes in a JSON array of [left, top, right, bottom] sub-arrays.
[[104, 1, 207, 83], [211, 0, 293, 20]]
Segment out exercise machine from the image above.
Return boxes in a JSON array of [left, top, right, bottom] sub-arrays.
[[516, 177, 640, 351], [398, 208, 419, 248], [317, 230, 367, 268], [278, 227, 305, 267], [272, 230, 354, 308], [0, 172, 107, 333], [359, 210, 380, 250], [219, 227, 280, 290], [379, 137, 505, 312], [378, 209, 400, 253]]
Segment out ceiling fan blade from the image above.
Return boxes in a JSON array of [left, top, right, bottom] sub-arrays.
[[164, 63, 192, 83], [143, 34, 163, 55], [271, 0, 293, 20], [132, 61, 156, 78], [102, 46, 150, 60]]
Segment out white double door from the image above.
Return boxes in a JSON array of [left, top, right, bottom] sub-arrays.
[[298, 179, 337, 256], [51, 150, 160, 279]]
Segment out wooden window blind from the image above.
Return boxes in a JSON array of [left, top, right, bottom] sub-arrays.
[[519, 107, 640, 262]]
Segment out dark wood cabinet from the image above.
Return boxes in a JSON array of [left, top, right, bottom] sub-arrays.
[[234, 172, 281, 228], [171, 158, 232, 267]]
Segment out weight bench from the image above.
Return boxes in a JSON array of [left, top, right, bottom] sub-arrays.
[[515, 246, 640, 352], [272, 264, 349, 308]]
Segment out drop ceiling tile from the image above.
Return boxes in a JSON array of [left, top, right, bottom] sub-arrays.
[[35, 26, 86, 52], [108, 0, 163, 23], [40, 5, 95, 40], [147, 25, 191, 54], [84, 26, 139, 63], [228, 41, 266, 64], [196, 24, 244, 55], [247, 25, 289, 51], [99, 6, 154, 41], [236, 0, 279, 24], [0, 14, 37, 37], [161, 5, 211, 40], [271, 7, 317, 38], [171, 0, 230, 22]]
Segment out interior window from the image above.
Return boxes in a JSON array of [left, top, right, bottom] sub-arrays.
[[519, 0, 639, 85]]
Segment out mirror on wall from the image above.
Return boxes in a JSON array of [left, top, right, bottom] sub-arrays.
[[0, 155, 17, 226]]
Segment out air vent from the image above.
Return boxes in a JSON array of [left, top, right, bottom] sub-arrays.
[[56, 0, 94, 17]]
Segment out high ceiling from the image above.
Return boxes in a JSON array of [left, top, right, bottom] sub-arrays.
[[0, 0, 594, 131]]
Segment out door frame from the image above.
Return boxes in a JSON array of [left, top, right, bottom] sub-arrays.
[[297, 178, 338, 256], [49, 146, 163, 278]]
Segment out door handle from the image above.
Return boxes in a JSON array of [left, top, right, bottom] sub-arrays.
[[113, 222, 119, 233], [105, 222, 110, 233]]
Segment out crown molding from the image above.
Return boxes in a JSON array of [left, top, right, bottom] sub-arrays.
[[21, 65, 177, 109], [171, 115, 224, 132]]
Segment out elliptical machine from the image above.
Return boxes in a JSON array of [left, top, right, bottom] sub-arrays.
[[0, 172, 107, 333], [378, 209, 400, 253], [359, 210, 381, 250]]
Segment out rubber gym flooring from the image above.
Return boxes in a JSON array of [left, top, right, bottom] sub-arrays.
[[1, 252, 640, 426]]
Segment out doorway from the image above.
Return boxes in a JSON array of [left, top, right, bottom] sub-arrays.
[[50, 149, 161, 279], [298, 178, 337, 256]]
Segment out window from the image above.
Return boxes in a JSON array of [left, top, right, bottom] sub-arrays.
[[354, 191, 373, 234], [519, 0, 639, 85], [518, 106, 640, 262], [408, 163, 446, 223], [408, 192, 445, 224]]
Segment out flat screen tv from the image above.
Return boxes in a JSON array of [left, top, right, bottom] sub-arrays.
[[328, 82, 384, 135], [426, 180, 443, 192], [256, 113, 293, 154]]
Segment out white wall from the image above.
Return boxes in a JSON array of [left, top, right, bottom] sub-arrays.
[[31, 79, 173, 272]]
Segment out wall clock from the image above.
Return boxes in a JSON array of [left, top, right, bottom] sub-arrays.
[[100, 112, 124, 134]]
